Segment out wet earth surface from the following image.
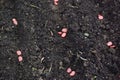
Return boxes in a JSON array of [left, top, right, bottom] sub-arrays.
[[0, 0, 120, 80]]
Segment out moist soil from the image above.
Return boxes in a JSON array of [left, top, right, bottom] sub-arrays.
[[0, 0, 120, 80]]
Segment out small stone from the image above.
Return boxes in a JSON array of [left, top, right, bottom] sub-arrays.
[[84, 33, 89, 37]]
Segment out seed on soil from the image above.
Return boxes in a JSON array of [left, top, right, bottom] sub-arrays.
[[54, 0, 59, 5], [58, 27, 68, 38], [61, 32, 67, 38], [98, 14, 103, 20], [12, 18, 18, 25], [58, 32, 62, 35], [62, 28, 68, 33], [69, 71, 76, 77], [16, 50, 22, 56], [18, 56, 23, 62], [110, 45, 115, 48], [107, 41, 113, 46], [67, 68, 72, 73]]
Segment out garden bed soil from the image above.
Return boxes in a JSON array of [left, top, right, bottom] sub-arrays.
[[0, 0, 120, 80]]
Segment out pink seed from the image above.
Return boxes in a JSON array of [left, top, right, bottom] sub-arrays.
[[67, 68, 72, 73], [69, 71, 76, 77], [12, 18, 18, 25], [107, 41, 113, 46], [58, 32, 62, 35], [18, 56, 23, 62], [98, 14, 103, 20], [16, 50, 22, 56], [62, 28, 68, 33], [54, 0, 58, 5], [61, 33, 66, 38], [110, 45, 115, 48]]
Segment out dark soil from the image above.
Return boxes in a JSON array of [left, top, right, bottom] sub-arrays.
[[0, 0, 120, 80]]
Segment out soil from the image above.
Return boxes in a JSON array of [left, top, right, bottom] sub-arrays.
[[0, 0, 120, 80]]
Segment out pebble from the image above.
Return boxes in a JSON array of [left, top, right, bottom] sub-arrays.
[[84, 33, 89, 37]]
